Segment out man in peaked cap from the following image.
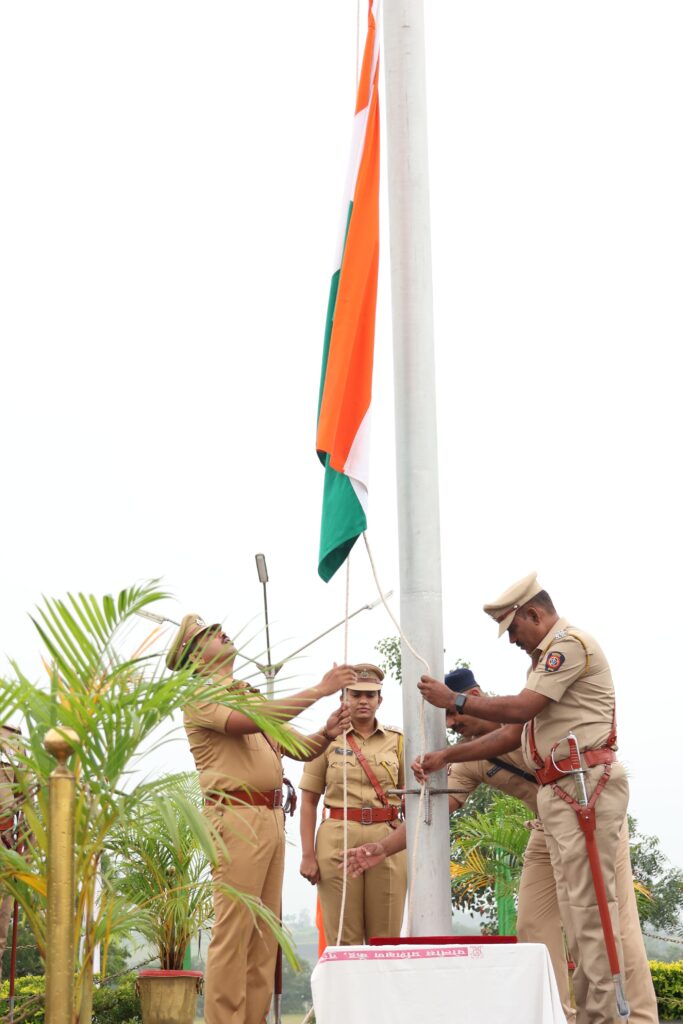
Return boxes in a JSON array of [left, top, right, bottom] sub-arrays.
[[416, 574, 656, 1024], [168, 613, 356, 1024], [299, 662, 407, 945]]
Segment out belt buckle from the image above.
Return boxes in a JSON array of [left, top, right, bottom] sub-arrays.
[[272, 789, 283, 809], [360, 806, 373, 825]]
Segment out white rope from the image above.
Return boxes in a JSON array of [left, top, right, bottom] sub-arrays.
[[334, 555, 352, 947], [361, 531, 432, 932]]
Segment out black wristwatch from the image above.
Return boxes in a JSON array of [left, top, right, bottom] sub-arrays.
[[452, 693, 468, 715]]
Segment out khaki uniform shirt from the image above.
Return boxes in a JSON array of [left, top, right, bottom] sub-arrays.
[[300, 722, 403, 809], [184, 695, 284, 796], [447, 747, 539, 815], [521, 616, 617, 772], [0, 727, 20, 836], [0, 763, 15, 832]]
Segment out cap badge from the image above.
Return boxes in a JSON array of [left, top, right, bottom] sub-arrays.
[[544, 651, 565, 673]]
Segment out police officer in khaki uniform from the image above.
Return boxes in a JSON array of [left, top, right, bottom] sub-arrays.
[[299, 663, 407, 945], [417, 573, 653, 1024], [408, 670, 657, 1024], [0, 727, 19, 980], [167, 614, 356, 1024]]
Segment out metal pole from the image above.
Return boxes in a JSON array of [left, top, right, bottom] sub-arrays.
[[44, 728, 78, 1024], [255, 554, 276, 699], [383, 0, 452, 934], [8, 898, 19, 1024]]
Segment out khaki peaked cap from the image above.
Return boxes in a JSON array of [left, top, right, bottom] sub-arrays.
[[483, 572, 544, 637], [349, 663, 384, 691], [166, 613, 209, 670]]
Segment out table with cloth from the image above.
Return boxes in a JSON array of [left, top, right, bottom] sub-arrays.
[[311, 942, 566, 1023]]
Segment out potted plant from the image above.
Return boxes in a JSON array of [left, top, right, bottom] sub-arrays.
[[105, 781, 210, 1024], [105, 775, 294, 1024]]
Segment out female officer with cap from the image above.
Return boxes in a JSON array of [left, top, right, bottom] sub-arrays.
[[299, 663, 407, 945]]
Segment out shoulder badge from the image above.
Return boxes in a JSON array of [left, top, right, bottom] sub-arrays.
[[554, 629, 568, 640], [384, 725, 403, 735], [544, 651, 565, 673]]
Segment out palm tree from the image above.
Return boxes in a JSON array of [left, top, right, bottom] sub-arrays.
[[0, 581, 301, 1024], [103, 773, 288, 973], [450, 792, 531, 935]]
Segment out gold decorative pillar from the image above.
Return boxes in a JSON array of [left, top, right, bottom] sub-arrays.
[[44, 728, 78, 1024]]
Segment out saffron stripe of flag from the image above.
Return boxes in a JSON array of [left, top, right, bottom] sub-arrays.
[[316, 0, 380, 583]]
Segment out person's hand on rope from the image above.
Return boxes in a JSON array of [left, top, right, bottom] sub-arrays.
[[341, 842, 387, 877], [317, 664, 357, 697], [299, 853, 321, 885], [417, 674, 454, 709], [411, 748, 449, 783], [324, 703, 352, 740]]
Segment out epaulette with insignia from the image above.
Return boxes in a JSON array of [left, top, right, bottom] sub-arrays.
[[384, 724, 403, 734], [554, 629, 568, 640]]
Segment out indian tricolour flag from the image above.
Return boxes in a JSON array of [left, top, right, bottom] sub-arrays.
[[316, 0, 380, 583]]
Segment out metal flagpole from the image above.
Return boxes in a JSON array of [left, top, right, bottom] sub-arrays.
[[383, 0, 452, 934]]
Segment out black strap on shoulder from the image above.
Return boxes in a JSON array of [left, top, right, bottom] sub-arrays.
[[487, 757, 538, 786]]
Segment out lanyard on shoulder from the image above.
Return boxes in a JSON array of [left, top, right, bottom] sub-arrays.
[[346, 733, 391, 807]]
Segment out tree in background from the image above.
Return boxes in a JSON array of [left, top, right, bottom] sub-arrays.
[[629, 815, 683, 934], [375, 635, 470, 686], [1, 917, 42, 978], [375, 636, 403, 684], [280, 956, 313, 1015]]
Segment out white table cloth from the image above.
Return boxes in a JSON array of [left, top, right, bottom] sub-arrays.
[[311, 942, 566, 1023]]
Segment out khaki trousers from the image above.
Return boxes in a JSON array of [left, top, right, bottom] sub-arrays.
[[316, 817, 407, 945], [517, 819, 657, 1024], [538, 762, 636, 1024], [204, 805, 285, 1024], [0, 894, 12, 979], [517, 827, 576, 1023], [613, 820, 658, 1023]]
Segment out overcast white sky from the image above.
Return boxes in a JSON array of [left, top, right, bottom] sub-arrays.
[[2, 2, 682, 922]]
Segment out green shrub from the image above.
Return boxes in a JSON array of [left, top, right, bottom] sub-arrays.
[[0, 974, 45, 1024], [0, 972, 141, 1024], [650, 959, 683, 1021], [92, 974, 141, 1024]]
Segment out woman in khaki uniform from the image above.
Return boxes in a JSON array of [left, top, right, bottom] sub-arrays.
[[167, 614, 356, 1024], [299, 664, 407, 946]]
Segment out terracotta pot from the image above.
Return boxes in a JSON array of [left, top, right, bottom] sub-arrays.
[[136, 969, 204, 1024]]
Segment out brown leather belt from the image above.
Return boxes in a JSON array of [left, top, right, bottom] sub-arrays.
[[327, 806, 400, 824], [535, 748, 616, 786], [206, 788, 283, 809]]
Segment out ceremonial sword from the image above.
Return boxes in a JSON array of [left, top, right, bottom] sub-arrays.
[[562, 732, 629, 1019]]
